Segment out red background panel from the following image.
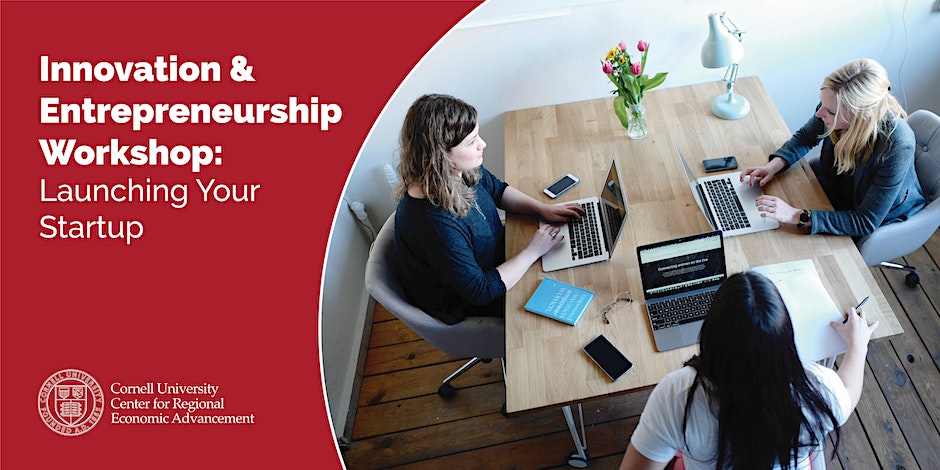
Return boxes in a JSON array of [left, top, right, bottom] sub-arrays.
[[1, 1, 480, 468]]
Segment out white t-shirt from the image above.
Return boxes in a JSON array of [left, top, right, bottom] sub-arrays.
[[630, 362, 852, 470]]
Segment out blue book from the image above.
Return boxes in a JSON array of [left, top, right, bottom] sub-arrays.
[[524, 278, 594, 326]]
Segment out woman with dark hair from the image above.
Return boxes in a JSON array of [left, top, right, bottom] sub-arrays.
[[394, 94, 584, 324], [620, 271, 878, 470]]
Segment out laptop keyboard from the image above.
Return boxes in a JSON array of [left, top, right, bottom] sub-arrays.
[[703, 178, 751, 231], [568, 201, 603, 260], [647, 290, 715, 331]]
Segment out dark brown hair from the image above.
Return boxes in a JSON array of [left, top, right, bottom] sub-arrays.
[[396, 94, 481, 216]]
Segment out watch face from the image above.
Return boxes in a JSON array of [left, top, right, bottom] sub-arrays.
[[800, 210, 810, 223]]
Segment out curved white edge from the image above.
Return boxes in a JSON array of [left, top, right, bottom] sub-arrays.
[[318, 2, 489, 467]]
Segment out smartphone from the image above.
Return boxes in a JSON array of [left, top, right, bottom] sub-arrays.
[[543, 174, 579, 198], [702, 156, 738, 172], [583, 334, 633, 381]]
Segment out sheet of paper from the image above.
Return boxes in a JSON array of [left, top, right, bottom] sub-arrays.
[[751, 259, 847, 363]]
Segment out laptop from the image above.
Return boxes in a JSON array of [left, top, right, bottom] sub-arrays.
[[540, 156, 629, 272], [636, 230, 726, 352], [676, 146, 779, 237]]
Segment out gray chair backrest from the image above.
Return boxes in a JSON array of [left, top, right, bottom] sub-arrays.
[[910, 109, 940, 202], [855, 109, 940, 265], [364, 214, 505, 359]]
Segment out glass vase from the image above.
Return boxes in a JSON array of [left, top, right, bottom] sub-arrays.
[[612, 96, 648, 140], [626, 103, 648, 139]]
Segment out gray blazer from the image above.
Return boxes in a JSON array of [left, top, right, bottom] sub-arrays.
[[772, 111, 926, 236]]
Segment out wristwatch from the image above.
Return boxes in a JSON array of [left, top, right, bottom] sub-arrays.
[[797, 209, 810, 228]]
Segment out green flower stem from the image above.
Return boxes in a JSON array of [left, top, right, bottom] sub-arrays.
[[630, 104, 647, 136]]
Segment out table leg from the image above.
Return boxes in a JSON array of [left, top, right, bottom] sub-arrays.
[[562, 404, 589, 468]]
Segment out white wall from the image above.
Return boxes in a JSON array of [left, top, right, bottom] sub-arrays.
[[322, 200, 375, 442], [323, 0, 940, 438]]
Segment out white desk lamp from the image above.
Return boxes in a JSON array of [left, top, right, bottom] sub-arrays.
[[701, 11, 750, 120]]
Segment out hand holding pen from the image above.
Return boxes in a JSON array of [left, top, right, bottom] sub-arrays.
[[843, 296, 868, 324], [831, 296, 879, 350]]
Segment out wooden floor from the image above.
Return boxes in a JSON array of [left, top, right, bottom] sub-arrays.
[[341, 232, 940, 470]]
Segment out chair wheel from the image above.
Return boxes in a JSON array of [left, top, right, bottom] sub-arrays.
[[437, 383, 456, 399], [567, 451, 589, 468], [905, 272, 920, 287], [481, 358, 493, 363]]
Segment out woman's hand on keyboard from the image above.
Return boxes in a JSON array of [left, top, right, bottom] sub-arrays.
[[529, 224, 565, 255], [755, 195, 800, 225], [497, 224, 567, 290], [741, 156, 787, 187], [539, 202, 585, 223]]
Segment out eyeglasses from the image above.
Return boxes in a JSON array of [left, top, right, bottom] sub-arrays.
[[600, 291, 633, 324]]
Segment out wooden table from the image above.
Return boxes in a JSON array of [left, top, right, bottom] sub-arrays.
[[502, 76, 903, 425]]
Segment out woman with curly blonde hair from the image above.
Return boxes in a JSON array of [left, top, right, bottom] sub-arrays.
[[744, 58, 925, 235], [394, 94, 583, 324]]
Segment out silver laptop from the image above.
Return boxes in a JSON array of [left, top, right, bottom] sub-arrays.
[[637, 230, 726, 352], [677, 146, 779, 237], [540, 156, 629, 272]]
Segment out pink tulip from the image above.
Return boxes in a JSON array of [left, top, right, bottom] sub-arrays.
[[602, 61, 614, 74], [618, 41, 627, 52], [631, 62, 642, 76], [637, 40, 648, 52]]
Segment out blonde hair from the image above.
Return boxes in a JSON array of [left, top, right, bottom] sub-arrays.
[[820, 58, 907, 174], [396, 94, 481, 217]]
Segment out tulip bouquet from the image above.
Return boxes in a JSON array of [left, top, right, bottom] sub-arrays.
[[601, 40, 667, 137]]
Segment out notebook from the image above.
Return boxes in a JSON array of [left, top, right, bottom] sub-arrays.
[[540, 156, 629, 272], [524, 277, 594, 326], [751, 259, 848, 362], [636, 230, 726, 352], [676, 146, 779, 237]]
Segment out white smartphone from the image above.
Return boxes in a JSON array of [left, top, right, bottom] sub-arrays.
[[543, 174, 579, 198], [583, 334, 633, 381]]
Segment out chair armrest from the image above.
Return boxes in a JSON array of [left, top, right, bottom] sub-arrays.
[[857, 200, 940, 266]]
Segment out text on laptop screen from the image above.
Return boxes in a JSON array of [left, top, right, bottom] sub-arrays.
[[638, 232, 725, 298]]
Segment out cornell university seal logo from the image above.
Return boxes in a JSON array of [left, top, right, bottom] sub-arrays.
[[38, 368, 104, 436]]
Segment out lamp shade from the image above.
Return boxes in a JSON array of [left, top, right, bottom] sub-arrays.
[[701, 12, 744, 68]]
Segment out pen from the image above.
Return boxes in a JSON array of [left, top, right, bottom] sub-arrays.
[[843, 296, 869, 323], [855, 296, 869, 310]]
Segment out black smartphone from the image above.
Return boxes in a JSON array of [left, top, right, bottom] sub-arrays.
[[702, 156, 738, 172], [543, 174, 579, 198], [583, 334, 633, 381]]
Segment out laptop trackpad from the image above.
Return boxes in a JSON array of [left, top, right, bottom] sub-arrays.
[[655, 320, 704, 352], [681, 319, 704, 346], [654, 327, 685, 352]]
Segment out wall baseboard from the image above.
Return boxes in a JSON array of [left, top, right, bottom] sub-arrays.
[[336, 295, 376, 449]]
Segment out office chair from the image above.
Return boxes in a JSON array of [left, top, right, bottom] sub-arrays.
[[808, 109, 940, 286], [364, 213, 505, 399]]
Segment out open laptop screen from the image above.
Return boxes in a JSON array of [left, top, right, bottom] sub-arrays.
[[637, 231, 726, 301], [599, 158, 629, 254], [676, 146, 717, 230]]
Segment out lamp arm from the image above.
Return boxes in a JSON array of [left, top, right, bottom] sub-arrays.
[[716, 11, 744, 97], [719, 12, 745, 41], [725, 63, 739, 95]]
